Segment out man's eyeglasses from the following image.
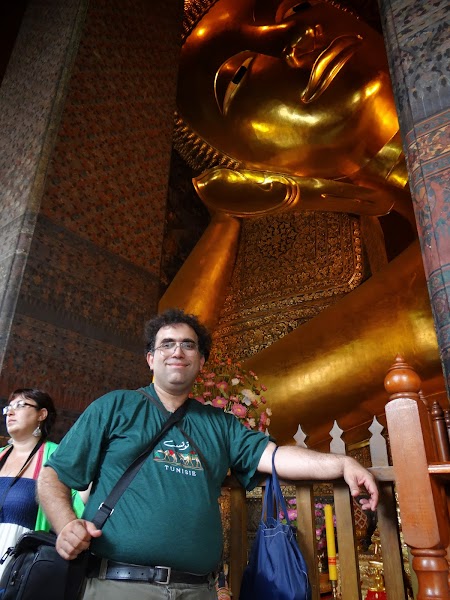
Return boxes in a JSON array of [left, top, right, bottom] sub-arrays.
[[154, 341, 198, 355], [2, 401, 39, 416]]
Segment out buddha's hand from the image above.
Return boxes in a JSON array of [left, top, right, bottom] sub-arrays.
[[193, 167, 395, 217]]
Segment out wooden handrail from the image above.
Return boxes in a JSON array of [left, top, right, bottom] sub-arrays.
[[368, 465, 395, 480], [428, 463, 450, 475]]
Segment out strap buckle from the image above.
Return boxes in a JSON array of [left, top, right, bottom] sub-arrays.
[[155, 566, 171, 585], [97, 502, 114, 517], [0, 547, 13, 565], [93, 502, 115, 529]]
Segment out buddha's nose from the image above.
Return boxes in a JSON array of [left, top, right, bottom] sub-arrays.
[[283, 24, 323, 67]]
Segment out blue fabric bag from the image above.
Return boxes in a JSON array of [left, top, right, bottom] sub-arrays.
[[240, 447, 311, 600]]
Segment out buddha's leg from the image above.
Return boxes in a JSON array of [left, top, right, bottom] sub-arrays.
[[242, 241, 442, 447]]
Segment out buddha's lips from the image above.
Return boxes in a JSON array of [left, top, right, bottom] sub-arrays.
[[301, 34, 362, 103]]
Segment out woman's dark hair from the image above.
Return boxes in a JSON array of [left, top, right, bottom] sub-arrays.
[[8, 388, 57, 439], [144, 308, 212, 361]]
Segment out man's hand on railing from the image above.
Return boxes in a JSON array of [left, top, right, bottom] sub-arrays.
[[257, 441, 379, 511], [342, 456, 378, 511]]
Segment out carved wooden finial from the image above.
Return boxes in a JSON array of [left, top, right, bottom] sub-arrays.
[[444, 409, 450, 428], [431, 401, 444, 421], [384, 354, 422, 399], [418, 390, 428, 408]]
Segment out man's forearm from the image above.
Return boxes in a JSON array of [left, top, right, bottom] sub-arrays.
[[257, 441, 378, 510], [258, 442, 347, 480], [37, 466, 78, 534]]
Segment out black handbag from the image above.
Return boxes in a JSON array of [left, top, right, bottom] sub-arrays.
[[0, 400, 188, 600], [0, 532, 87, 600]]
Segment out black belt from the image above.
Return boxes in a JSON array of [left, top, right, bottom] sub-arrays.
[[87, 556, 210, 585]]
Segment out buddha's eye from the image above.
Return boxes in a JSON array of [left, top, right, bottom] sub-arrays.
[[283, 1, 313, 19], [214, 53, 256, 115], [232, 66, 248, 86]]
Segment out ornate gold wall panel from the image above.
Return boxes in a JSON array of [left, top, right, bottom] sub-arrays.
[[213, 211, 363, 361]]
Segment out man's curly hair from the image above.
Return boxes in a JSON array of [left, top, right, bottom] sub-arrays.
[[144, 308, 212, 361]]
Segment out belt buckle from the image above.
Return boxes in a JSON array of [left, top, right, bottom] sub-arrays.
[[155, 566, 171, 585]]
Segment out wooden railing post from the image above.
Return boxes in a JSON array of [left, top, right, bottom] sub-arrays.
[[295, 483, 320, 600], [294, 426, 321, 600], [384, 355, 450, 600], [369, 416, 407, 599], [430, 401, 450, 461], [329, 421, 362, 600], [229, 484, 247, 598]]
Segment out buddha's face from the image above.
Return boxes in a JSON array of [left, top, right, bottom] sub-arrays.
[[178, 0, 399, 178]]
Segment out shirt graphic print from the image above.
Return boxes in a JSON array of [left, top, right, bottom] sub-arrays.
[[154, 438, 204, 476]]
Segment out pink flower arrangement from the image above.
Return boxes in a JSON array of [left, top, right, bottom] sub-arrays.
[[190, 352, 272, 432]]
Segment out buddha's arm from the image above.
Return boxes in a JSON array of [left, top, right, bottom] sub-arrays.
[[193, 167, 401, 218], [160, 165, 408, 326], [158, 212, 240, 330]]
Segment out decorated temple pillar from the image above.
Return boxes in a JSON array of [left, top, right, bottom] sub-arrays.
[[0, 0, 183, 437], [378, 0, 450, 396], [0, 0, 88, 378]]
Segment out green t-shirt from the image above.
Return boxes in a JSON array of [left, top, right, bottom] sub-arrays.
[[46, 384, 270, 573]]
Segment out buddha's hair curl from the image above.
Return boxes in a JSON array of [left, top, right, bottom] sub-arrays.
[[182, 0, 358, 42], [173, 113, 241, 173], [179, 0, 235, 170], [182, 0, 221, 42]]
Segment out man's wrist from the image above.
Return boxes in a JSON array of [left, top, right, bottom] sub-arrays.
[[54, 513, 78, 535]]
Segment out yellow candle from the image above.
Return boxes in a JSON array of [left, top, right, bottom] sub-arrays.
[[324, 504, 337, 581]]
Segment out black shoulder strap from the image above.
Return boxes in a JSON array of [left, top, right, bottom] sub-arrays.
[[92, 401, 187, 529], [139, 388, 210, 475]]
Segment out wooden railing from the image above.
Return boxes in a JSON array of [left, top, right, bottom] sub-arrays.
[[384, 356, 450, 599], [223, 355, 450, 600]]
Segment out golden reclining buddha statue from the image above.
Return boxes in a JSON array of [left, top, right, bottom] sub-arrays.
[[161, 0, 443, 446]]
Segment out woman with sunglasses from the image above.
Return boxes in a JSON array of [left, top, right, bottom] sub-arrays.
[[0, 388, 85, 577]]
